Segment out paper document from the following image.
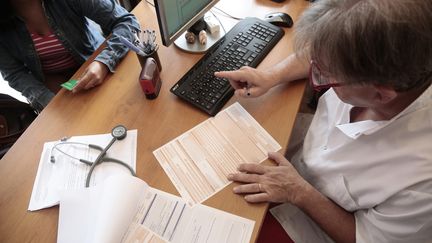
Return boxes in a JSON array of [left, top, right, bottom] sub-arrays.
[[153, 102, 281, 205], [28, 130, 137, 211], [58, 175, 255, 243]]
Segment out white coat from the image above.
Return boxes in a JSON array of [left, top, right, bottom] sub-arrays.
[[272, 85, 432, 243]]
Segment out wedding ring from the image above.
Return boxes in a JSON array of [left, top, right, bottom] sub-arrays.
[[258, 183, 263, 192]]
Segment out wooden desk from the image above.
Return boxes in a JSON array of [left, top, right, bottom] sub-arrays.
[[0, 0, 309, 242]]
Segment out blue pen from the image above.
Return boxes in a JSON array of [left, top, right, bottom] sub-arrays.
[[119, 36, 145, 55]]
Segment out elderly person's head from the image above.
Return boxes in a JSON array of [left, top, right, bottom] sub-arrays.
[[296, 0, 432, 96]]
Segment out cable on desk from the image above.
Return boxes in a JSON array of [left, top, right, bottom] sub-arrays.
[[213, 7, 244, 21], [210, 10, 227, 35], [145, 0, 154, 7]]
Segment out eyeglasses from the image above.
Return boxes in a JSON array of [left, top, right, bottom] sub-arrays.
[[310, 60, 432, 92], [309, 60, 344, 92]]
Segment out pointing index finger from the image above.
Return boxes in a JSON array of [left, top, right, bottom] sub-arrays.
[[214, 69, 246, 81]]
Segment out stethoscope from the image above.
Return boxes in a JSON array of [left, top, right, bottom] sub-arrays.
[[50, 125, 136, 187]]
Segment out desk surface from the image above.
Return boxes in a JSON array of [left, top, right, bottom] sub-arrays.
[[0, 0, 309, 242]]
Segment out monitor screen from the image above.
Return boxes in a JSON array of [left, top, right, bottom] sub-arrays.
[[155, 0, 220, 47]]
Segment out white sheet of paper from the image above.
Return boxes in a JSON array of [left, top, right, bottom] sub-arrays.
[[153, 102, 281, 205], [58, 175, 148, 243], [58, 175, 255, 243], [28, 130, 137, 211]]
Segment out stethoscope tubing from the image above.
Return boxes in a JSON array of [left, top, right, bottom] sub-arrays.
[[50, 136, 136, 187]]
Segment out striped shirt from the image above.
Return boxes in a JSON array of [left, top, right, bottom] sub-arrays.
[[31, 30, 78, 73]]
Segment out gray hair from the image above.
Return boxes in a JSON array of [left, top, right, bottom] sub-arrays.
[[295, 0, 432, 91]]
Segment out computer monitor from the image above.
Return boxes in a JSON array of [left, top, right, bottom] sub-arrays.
[[154, 0, 224, 53]]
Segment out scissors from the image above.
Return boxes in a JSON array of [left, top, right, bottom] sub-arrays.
[[50, 125, 136, 187]]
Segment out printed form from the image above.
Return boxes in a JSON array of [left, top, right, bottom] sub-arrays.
[[153, 102, 281, 205], [122, 186, 254, 243], [58, 175, 254, 243]]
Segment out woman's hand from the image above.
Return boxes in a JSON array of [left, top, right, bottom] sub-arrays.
[[215, 66, 280, 98], [72, 61, 109, 93], [228, 151, 311, 204]]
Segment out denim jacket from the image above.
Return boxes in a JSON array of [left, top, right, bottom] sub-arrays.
[[0, 0, 140, 111]]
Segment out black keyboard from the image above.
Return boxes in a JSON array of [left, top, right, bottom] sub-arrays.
[[170, 17, 284, 116]]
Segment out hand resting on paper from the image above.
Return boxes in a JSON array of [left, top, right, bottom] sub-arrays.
[[227, 151, 311, 204]]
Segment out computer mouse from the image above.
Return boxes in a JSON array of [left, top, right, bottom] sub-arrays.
[[263, 12, 293, 28]]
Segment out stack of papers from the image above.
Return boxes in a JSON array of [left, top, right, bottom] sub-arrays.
[[29, 103, 281, 243], [154, 102, 281, 205], [58, 175, 255, 243]]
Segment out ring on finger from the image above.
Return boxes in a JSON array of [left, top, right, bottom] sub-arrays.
[[258, 183, 263, 192]]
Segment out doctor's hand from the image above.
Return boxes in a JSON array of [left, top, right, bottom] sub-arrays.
[[214, 66, 279, 98], [72, 61, 109, 93], [228, 152, 311, 204]]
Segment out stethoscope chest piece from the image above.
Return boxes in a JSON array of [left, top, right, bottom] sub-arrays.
[[112, 125, 127, 140]]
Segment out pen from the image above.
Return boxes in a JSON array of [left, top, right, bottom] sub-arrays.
[[140, 29, 158, 54], [245, 83, 251, 96], [131, 29, 143, 47], [119, 36, 146, 56]]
